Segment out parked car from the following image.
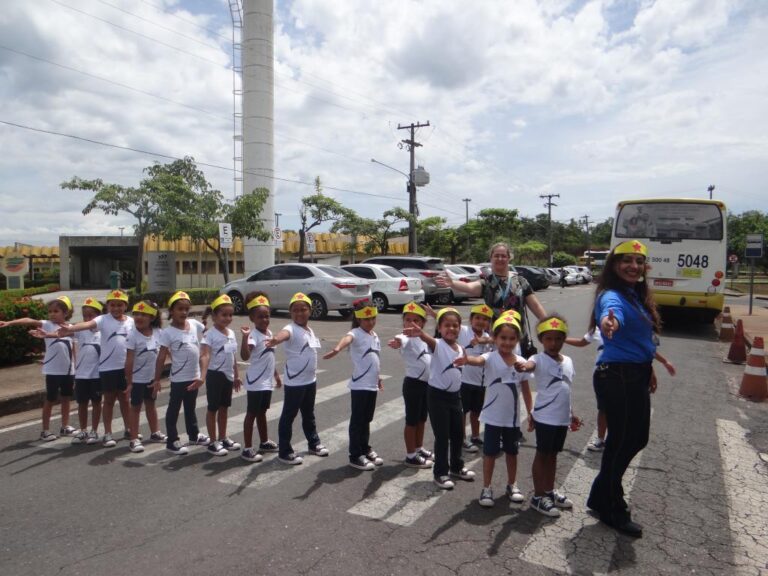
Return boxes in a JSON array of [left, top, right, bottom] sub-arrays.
[[442, 265, 480, 303], [361, 256, 452, 304], [565, 265, 592, 284], [547, 267, 581, 286], [341, 263, 424, 312], [220, 263, 371, 319], [512, 265, 550, 290], [454, 264, 488, 280]]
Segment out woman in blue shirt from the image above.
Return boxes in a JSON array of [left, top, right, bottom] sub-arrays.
[[586, 240, 661, 538]]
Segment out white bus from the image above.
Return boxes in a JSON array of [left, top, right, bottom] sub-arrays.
[[612, 198, 727, 322]]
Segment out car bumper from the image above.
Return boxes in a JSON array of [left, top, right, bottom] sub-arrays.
[[387, 290, 425, 307]]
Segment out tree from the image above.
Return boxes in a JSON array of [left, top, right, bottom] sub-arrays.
[[331, 212, 377, 262], [590, 218, 614, 247], [552, 251, 577, 266], [514, 240, 548, 265], [728, 210, 768, 272], [297, 177, 354, 262], [364, 207, 414, 255]]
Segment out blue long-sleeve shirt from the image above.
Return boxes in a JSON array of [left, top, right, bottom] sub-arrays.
[[594, 289, 656, 364]]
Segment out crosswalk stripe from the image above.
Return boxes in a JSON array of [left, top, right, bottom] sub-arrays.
[[217, 394, 405, 490], [519, 408, 653, 574], [346, 392, 536, 526], [716, 418, 768, 573]]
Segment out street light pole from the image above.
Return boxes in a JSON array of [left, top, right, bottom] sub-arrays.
[[371, 157, 416, 253], [708, 184, 715, 199], [540, 193, 560, 266]]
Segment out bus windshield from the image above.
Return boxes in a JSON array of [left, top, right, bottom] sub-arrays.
[[615, 202, 723, 241]]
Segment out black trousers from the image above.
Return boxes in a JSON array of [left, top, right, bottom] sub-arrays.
[[165, 381, 200, 446], [278, 383, 320, 458], [588, 362, 652, 524], [348, 390, 377, 459], [427, 387, 464, 478]]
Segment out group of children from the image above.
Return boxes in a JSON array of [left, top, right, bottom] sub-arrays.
[[1, 289, 600, 518]]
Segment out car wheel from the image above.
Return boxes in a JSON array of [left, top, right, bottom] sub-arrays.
[[228, 291, 245, 314], [437, 291, 452, 305], [308, 294, 328, 320], [371, 292, 388, 313]]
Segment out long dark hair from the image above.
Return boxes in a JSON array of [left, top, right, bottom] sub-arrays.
[[589, 250, 661, 333]]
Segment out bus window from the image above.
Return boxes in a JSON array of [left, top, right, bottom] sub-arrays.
[[615, 202, 723, 241]]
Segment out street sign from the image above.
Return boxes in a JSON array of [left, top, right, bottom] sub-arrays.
[[728, 254, 738, 264], [745, 234, 763, 259], [219, 222, 233, 249], [272, 227, 283, 249], [306, 231, 316, 253]]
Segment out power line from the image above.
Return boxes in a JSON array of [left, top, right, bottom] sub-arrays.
[[139, 0, 233, 42]]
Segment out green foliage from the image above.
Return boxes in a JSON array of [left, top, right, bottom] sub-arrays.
[[0, 284, 60, 302], [126, 288, 220, 308], [552, 252, 578, 266], [514, 240, 548, 264], [298, 180, 356, 261], [728, 210, 768, 271], [0, 297, 48, 365]]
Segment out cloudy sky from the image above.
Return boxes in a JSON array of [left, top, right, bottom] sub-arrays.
[[1, 0, 766, 247]]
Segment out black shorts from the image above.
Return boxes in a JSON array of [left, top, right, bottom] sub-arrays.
[[45, 374, 74, 402], [130, 382, 157, 406], [593, 370, 605, 411], [206, 370, 234, 411], [535, 422, 568, 454], [402, 376, 429, 426], [246, 390, 272, 414], [100, 369, 127, 393], [460, 383, 484, 414], [483, 424, 520, 456], [75, 378, 101, 404]]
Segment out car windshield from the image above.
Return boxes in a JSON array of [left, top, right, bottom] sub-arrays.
[[381, 266, 405, 278], [425, 259, 445, 271], [315, 265, 353, 278], [616, 202, 723, 241]]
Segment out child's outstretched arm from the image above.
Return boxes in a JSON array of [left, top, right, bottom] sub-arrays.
[[455, 353, 485, 368], [654, 351, 676, 376], [388, 335, 404, 349], [565, 336, 589, 347], [265, 329, 291, 348], [402, 324, 437, 352], [0, 318, 43, 329], [57, 319, 97, 336], [515, 358, 536, 373], [323, 334, 354, 359]]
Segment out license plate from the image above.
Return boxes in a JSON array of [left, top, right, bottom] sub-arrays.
[[678, 268, 702, 279], [654, 279, 674, 287], [356, 285, 367, 293]]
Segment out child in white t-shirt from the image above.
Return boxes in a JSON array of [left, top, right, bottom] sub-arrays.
[[70, 298, 103, 445], [458, 304, 494, 453], [324, 299, 383, 471]]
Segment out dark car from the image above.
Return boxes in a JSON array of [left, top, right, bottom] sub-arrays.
[[512, 266, 550, 291]]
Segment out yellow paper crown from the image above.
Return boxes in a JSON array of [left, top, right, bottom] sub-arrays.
[[436, 307, 460, 322], [106, 289, 129, 303], [613, 240, 648, 257], [168, 291, 191, 308], [211, 294, 233, 310], [402, 301, 426, 318], [470, 304, 493, 318], [493, 315, 521, 333], [55, 295, 73, 311], [247, 295, 270, 310], [289, 293, 312, 307], [537, 316, 569, 335], [500, 309, 522, 323], [354, 306, 378, 319], [82, 297, 103, 312], [132, 302, 158, 317]]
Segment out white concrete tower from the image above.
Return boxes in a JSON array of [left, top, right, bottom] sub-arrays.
[[242, 0, 274, 272]]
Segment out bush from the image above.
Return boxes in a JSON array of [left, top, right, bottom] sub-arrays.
[[127, 288, 220, 308], [0, 297, 48, 366], [0, 284, 60, 302], [552, 252, 578, 267]]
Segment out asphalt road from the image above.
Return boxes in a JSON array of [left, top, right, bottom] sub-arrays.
[[1, 285, 766, 576]]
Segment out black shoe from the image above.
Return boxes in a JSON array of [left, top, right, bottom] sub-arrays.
[[601, 515, 643, 538]]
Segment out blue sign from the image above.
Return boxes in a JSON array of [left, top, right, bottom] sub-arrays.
[[745, 233, 763, 259]]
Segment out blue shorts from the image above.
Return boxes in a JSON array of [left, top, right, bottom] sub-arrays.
[[130, 382, 156, 406], [483, 424, 520, 456], [535, 422, 567, 454]]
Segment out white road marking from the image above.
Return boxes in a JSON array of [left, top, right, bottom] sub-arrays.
[[716, 419, 768, 574]]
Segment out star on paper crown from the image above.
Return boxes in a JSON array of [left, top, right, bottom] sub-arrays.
[[470, 304, 493, 318], [537, 316, 569, 335], [83, 298, 103, 312], [402, 301, 426, 318], [247, 295, 270, 310], [613, 239, 648, 257]]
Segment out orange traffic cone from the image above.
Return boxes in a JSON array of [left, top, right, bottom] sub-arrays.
[[719, 308, 734, 342], [726, 319, 747, 364], [739, 336, 767, 401]]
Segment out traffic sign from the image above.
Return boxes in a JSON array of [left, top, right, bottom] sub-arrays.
[[218, 222, 233, 249], [728, 254, 739, 264], [272, 227, 283, 249], [745, 233, 763, 259]]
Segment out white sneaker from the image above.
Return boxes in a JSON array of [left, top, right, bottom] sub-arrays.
[[349, 456, 375, 471], [434, 475, 455, 490], [365, 451, 384, 466], [506, 483, 525, 504], [129, 440, 145, 453], [479, 487, 494, 507], [59, 425, 77, 436], [166, 440, 189, 455], [308, 444, 329, 457], [149, 431, 167, 443], [463, 439, 479, 453], [221, 438, 241, 451], [40, 430, 57, 442], [195, 434, 211, 446], [102, 433, 116, 448], [450, 467, 476, 481], [240, 448, 263, 463], [71, 431, 88, 445], [86, 430, 100, 445], [207, 441, 228, 456], [531, 495, 560, 517], [587, 438, 606, 451], [548, 490, 573, 509], [278, 453, 303, 465]]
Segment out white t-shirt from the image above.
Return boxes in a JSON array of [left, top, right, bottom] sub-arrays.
[[395, 334, 431, 381], [458, 325, 491, 387], [201, 326, 238, 381], [530, 352, 574, 427], [428, 338, 464, 393], [94, 314, 134, 372], [245, 328, 275, 392], [126, 327, 161, 384], [346, 327, 381, 392], [74, 329, 101, 380], [479, 351, 526, 428], [281, 322, 320, 387], [41, 320, 74, 376], [159, 320, 205, 383]]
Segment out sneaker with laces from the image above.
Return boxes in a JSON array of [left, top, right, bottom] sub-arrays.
[[548, 490, 573, 509], [102, 433, 117, 448], [166, 440, 189, 455], [365, 451, 384, 466], [463, 439, 479, 453], [208, 441, 228, 456], [506, 483, 525, 504], [470, 436, 484, 447], [530, 495, 561, 517], [60, 425, 77, 436], [195, 434, 211, 446], [349, 456, 375, 471], [418, 447, 433, 460], [450, 467, 476, 481], [434, 475, 455, 490], [149, 431, 167, 443], [258, 440, 278, 453], [404, 455, 433, 468], [123, 431, 143, 441], [240, 448, 263, 463], [278, 453, 303, 465], [129, 440, 145, 453], [479, 487, 495, 507], [40, 430, 57, 442], [308, 444, 329, 457], [86, 430, 100, 445], [71, 431, 88, 445], [221, 438, 241, 451], [587, 438, 606, 452]]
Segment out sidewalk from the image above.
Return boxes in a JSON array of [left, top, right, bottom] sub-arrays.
[[724, 290, 768, 346]]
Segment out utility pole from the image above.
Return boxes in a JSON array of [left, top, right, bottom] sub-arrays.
[[708, 184, 715, 199], [462, 198, 471, 224], [581, 214, 592, 267], [540, 193, 560, 266], [398, 121, 430, 255]]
